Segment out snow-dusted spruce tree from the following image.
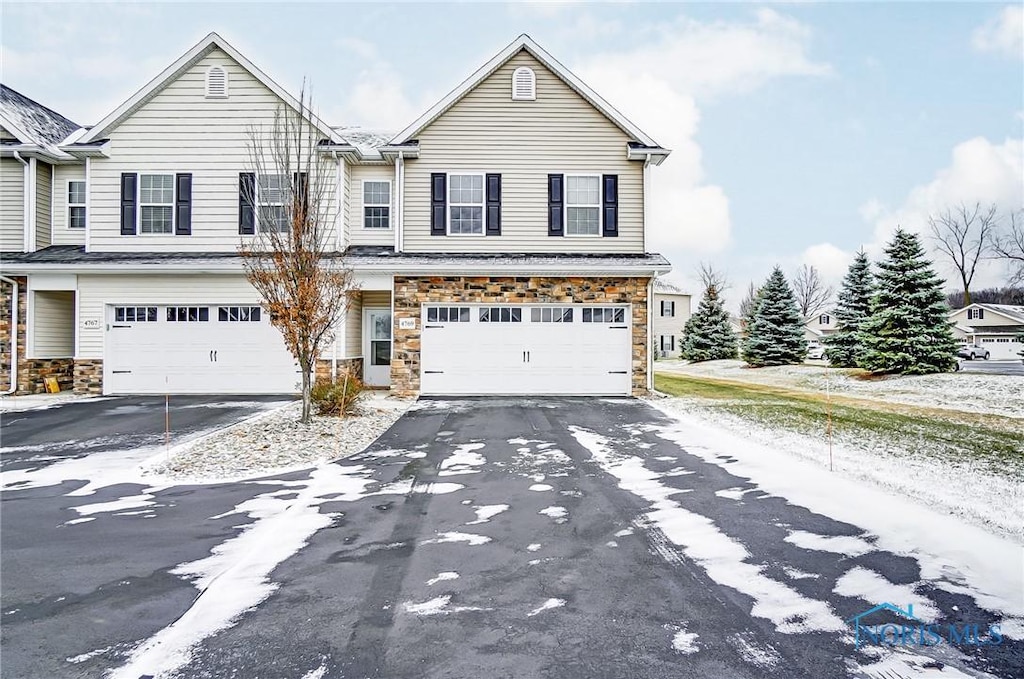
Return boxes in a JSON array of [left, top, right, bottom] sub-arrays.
[[680, 283, 738, 361], [857, 229, 958, 374], [742, 267, 807, 367], [824, 250, 874, 367]]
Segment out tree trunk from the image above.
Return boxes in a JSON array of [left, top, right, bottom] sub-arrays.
[[300, 362, 312, 424], [962, 281, 972, 307]]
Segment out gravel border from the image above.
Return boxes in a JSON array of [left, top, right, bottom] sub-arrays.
[[145, 393, 410, 482]]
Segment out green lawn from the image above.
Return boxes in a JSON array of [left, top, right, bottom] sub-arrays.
[[654, 373, 1024, 478]]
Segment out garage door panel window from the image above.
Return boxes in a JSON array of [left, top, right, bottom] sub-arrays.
[[115, 306, 157, 323], [531, 307, 573, 323], [140, 174, 174, 234], [582, 307, 625, 323], [427, 307, 470, 323], [480, 307, 522, 323], [167, 306, 210, 322], [219, 306, 262, 322]]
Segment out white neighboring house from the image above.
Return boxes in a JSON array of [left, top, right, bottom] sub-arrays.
[[652, 279, 690, 359], [948, 304, 1024, 360], [0, 32, 675, 397], [804, 311, 836, 346]]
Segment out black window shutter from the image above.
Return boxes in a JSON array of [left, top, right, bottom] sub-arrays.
[[175, 173, 192, 235], [120, 173, 137, 235], [670, 301, 675, 317], [430, 173, 446, 236], [602, 174, 618, 237], [548, 174, 563, 236], [485, 173, 501, 236], [294, 171, 309, 217], [239, 172, 255, 235]]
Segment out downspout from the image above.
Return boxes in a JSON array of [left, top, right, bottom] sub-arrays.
[[646, 276, 654, 393], [13, 151, 29, 252], [642, 154, 651, 253], [395, 152, 404, 253], [332, 150, 341, 379], [2, 275, 19, 395]]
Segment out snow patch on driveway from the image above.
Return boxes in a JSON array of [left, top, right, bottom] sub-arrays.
[[467, 504, 509, 525], [528, 483, 553, 491], [538, 506, 567, 522], [420, 531, 491, 546], [569, 425, 845, 635], [784, 530, 875, 557], [438, 443, 486, 476], [834, 567, 940, 622], [666, 625, 699, 654], [426, 572, 459, 586], [527, 598, 565, 617], [403, 595, 489, 616]]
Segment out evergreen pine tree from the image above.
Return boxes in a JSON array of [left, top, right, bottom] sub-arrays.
[[858, 229, 958, 374], [680, 284, 738, 361], [742, 267, 807, 366], [824, 250, 874, 367]]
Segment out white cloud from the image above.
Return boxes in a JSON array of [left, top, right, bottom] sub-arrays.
[[972, 5, 1024, 59], [330, 38, 434, 130], [801, 243, 854, 282]]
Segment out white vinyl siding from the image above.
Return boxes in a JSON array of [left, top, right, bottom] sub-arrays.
[[35, 161, 52, 248], [347, 165, 394, 246], [31, 290, 74, 357], [52, 164, 87, 245], [652, 292, 690, 357], [1, 157, 25, 251], [75, 274, 338, 359], [87, 48, 337, 252], [402, 50, 643, 253], [344, 292, 363, 359]]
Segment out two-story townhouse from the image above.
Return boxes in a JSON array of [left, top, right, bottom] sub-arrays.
[[948, 303, 1024, 359], [0, 32, 672, 397], [652, 279, 690, 359], [804, 310, 836, 345], [0, 85, 83, 393]]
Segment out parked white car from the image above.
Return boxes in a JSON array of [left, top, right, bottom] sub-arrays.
[[957, 344, 990, 360], [807, 345, 827, 360]]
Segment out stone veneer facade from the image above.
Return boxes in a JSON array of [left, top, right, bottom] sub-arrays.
[[391, 275, 650, 397], [315, 357, 365, 384]]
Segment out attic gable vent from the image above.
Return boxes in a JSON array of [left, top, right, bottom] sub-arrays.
[[206, 65, 228, 99], [511, 67, 536, 101]]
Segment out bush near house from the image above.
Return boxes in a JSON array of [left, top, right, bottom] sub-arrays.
[[311, 373, 365, 416]]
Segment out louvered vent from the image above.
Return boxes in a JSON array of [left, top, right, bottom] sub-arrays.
[[511, 67, 536, 101], [206, 65, 228, 99]]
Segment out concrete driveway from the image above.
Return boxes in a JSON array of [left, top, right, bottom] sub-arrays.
[[1, 397, 1020, 679]]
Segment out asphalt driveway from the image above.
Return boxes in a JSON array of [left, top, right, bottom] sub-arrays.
[[1, 397, 1020, 679]]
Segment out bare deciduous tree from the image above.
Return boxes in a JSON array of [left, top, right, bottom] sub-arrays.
[[739, 282, 759, 319], [697, 262, 728, 295], [791, 264, 834, 318], [993, 210, 1024, 286], [928, 202, 997, 306], [240, 88, 356, 423]]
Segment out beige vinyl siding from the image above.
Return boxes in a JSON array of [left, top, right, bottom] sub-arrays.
[[32, 290, 74, 357], [344, 293, 362, 359], [89, 48, 337, 252], [52, 164, 87, 245], [1, 157, 25, 251], [0, 127, 17, 142], [35, 161, 52, 249], [348, 165, 395, 247], [403, 51, 643, 254], [949, 307, 1021, 330], [76, 274, 337, 359]]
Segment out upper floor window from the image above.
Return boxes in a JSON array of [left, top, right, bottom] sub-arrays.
[[512, 67, 536, 101], [819, 313, 831, 325], [566, 175, 600, 236], [363, 181, 391, 229], [68, 181, 86, 229], [967, 308, 984, 320], [140, 174, 174, 234], [660, 300, 675, 317], [449, 174, 484, 235], [258, 174, 288, 232], [206, 65, 228, 99]]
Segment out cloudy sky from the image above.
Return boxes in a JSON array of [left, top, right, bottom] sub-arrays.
[[3, 2, 1022, 304]]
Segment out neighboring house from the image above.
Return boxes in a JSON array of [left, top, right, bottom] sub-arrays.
[[803, 310, 836, 345], [948, 304, 1024, 360], [652, 279, 690, 359], [0, 33, 672, 397]]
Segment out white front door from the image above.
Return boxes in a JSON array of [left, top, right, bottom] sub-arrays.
[[363, 308, 392, 387], [420, 304, 632, 396]]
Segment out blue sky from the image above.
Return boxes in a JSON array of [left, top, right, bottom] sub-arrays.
[[3, 2, 1021, 304]]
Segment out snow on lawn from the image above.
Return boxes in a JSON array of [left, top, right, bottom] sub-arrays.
[[656, 359, 1023, 419], [648, 402, 1024, 640]]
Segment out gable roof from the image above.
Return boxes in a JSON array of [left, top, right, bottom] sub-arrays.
[[951, 303, 1024, 324], [0, 85, 80, 157], [390, 34, 664, 152], [79, 32, 340, 144]]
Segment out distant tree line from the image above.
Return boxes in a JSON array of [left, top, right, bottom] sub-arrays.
[[945, 287, 1024, 309]]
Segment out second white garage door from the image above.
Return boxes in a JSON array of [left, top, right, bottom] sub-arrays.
[[104, 304, 301, 394], [420, 304, 632, 396], [977, 335, 1023, 360]]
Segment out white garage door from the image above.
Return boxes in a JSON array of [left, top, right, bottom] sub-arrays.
[[420, 304, 632, 396], [978, 336, 1022, 360], [104, 305, 300, 394]]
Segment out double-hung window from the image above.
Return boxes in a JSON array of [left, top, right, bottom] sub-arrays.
[[967, 308, 984, 320], [448, 174, 484, 235], [565, 175, 600, 236], [139, 174, 174, 234], [363, 181, 391, 229], [258, 174, 288, 232], [68, 181, 86, 229]]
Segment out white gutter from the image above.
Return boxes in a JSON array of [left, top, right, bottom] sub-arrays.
[[13, 151, 29, 252], [1, 276, 19, 395]]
